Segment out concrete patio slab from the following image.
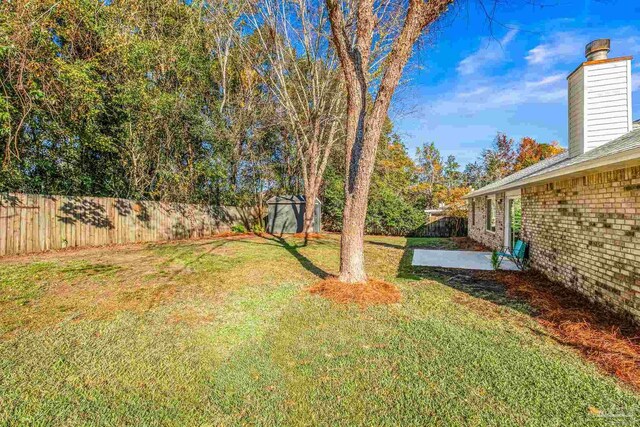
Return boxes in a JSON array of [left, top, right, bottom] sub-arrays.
[[412, 249, 519, 271]]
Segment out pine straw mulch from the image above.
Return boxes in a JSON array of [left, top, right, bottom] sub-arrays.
[[309, 278, 401, 306], [474, 270, 640, 391], [450, 237, 490, 252]]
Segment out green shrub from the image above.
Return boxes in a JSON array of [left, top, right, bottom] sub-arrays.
[[322, 167, 425, 236], [491, 250, 502, 270], [231, 224, 246, 234], [252, 223, 265, 234], [365, 187, 424, 235], [320, 167, 345, 232]]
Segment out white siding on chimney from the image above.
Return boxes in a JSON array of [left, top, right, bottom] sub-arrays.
[[568, 67, 584, 157], [583, 60, 632, 152]]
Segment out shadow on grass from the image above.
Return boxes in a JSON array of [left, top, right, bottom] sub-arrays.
[[172, 240, 230, 276], [60, 263, 122, 276], [149, 240, 231, 280], [396, 237, 533, 315], [366, 241, 405, 251], [258, 234, 329, 279], [368, 237, 460, 253]]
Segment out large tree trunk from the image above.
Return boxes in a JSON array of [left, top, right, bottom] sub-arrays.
[[327, 0, 453, 284], [337, 118, 386, 283], [302, 182, 317, 235], [338, 193, 367, 282]]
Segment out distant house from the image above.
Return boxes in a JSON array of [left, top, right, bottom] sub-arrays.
[[464, 39, 640, 321], [424, 202, 447, 220]]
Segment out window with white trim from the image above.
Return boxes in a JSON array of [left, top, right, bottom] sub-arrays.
[[486, 197, 496, 232], [471, 200, 476, 226]]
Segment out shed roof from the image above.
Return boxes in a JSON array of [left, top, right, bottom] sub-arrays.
[[266, 195, 321, 205], [465, 128, 640, 198]]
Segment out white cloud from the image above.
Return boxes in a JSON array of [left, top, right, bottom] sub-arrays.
[[488, 85, 565, 107], [448, 32, 588, 113], [457, 29, 518, 76], [429, 71, 567, 116], [427, 85, 564, 117], [525, 34, 582, 66], [401, 25, 640, 166], [525, 73, 566, 88], [534, 88, 566, 102], [448, 31, 640, 115], [619, 35, 640, 57], [457, 87, 490, 98]]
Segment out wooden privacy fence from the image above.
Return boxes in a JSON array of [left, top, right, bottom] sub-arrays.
[[0, 193, 256, 256], [410, 216, 468, 238], [363, 216, 468, 238]]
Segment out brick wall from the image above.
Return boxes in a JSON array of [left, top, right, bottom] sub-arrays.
[[521, 165, 640, 320], [467, 192, 505, 250]]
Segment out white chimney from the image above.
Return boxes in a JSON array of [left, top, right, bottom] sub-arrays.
[[567, 39, 633, 157]]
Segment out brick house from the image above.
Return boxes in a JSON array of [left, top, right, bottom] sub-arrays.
[[464, 39, 640, 321]]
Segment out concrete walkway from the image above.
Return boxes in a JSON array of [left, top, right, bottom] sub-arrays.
[[412, 249, 519, 271]]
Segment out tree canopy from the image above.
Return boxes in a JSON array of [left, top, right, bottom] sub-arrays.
[[1, 0, 565, 237]]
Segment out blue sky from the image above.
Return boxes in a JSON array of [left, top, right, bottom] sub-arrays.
[[394, 0, 640, 167]]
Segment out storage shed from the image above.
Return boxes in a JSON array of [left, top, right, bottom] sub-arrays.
[[266, 195, 321, 234]]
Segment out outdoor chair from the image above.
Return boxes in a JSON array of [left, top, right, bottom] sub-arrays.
[[497, 240, 528, 270]]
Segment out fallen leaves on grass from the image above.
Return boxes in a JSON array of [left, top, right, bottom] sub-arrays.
[[214, 232, 258, 239], [451, 294, 508, 321], [292, 233, 325, 239], [308, 278, 401, 306], [166, 307, 216, 325], [475, 270, 640, 390]]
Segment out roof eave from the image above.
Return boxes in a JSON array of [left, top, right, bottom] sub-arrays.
[[463, 146, 640, 199], [566, 56, 633, 80]]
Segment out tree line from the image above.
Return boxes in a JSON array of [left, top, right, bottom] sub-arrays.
[[1, 0, 331, 211], [323, 130, 564, 235], [2, 0, 558, 283], [0, 0, 561, 214]]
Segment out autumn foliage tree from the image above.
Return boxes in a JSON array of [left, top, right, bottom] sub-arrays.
[[482, 132, 516, 184], [465, 132, 566, 189], [514, 137, 564, 171]]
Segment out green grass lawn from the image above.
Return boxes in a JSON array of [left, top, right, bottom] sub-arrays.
[[1, 234, 639, 426]]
